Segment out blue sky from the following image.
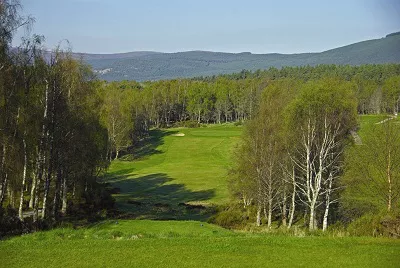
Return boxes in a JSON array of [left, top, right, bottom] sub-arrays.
[[13, 0, 400, 54]]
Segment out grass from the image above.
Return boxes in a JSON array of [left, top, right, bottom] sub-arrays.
[[2, 119, 400, 267], [1, 220, 400, 268], [357, 113, 399, 140], [103, 124, 242, 219]]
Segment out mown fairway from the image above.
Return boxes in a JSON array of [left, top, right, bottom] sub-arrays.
[[104, 125, 242, 219], [1, 220, 400, 268]]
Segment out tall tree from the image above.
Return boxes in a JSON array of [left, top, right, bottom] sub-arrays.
[[286, 78, 357, 230]]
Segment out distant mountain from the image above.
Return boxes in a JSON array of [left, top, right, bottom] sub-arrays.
[[71, 51, 161, 61], [77, 33, 400, 81]]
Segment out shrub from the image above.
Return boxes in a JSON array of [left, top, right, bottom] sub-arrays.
[[173, 120, 201, 128], [347, 213, 400, 237], [208, 204, 250, 228], [0, 206, 24, 238]]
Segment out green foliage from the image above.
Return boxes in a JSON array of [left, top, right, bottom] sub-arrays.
[[0, 1, 112, 235], [173, 120, 201, 128], [347, 213, 400, 237], [342, 115, 400, 214], [208, 204, 250, 228]]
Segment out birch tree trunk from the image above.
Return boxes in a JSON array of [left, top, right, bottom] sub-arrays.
[[42, 167, 52, 220], [387, 148, 392, 212], [18, 137, 27, 220], [33, 174, 41, 223], [29, 171, 36, 209], [256, 173, 262, 226], [322, 173, 333, 231], [309, 200, 317, 230], [267, 195, 272, 229], [61, 175, 67, 215], [282, 185, 287, 227], [288, 167, 296, 229], [256, 203, 262, 226]]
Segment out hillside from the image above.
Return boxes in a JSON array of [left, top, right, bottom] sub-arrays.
[[78, 33, 400, 81]]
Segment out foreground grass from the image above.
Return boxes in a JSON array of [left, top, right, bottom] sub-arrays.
[[1, 220, 399, 268], [104, 124, 242, 217]]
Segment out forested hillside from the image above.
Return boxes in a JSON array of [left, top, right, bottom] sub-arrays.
[[80, 33, 400, 81]]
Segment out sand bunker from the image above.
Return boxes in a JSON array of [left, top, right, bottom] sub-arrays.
[[172, 133, 185, 136]]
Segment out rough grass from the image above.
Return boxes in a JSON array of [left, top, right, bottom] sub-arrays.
[[357, 114, 399, 140], [104, 124, 242, 219], [1, 220, 399, 268]]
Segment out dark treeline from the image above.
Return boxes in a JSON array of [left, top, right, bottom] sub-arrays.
[[0, 1, 112, 235]]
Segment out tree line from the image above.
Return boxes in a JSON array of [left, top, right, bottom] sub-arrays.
[[229, 78, 400, 234], [0, 1, 111, 234], [100, 64, 400, 160]]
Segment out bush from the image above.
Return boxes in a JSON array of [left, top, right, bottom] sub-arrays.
[[67, 182, 115, 221], [173, 120, 201, 128], [347, 213, 400, 237], [0, 206, 25, 238], [208, 204, 250, 228]]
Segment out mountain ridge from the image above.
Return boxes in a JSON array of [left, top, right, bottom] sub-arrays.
[[73, 33, 400, 81]]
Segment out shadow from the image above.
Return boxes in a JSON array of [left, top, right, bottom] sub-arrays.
[[120, 129, 178, 161], [107, 167, 136, 177], [110, 172, 216, 221]]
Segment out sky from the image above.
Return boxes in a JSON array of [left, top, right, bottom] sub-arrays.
[[12, 0, 400, 54]]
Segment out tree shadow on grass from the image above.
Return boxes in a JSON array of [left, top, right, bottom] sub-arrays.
[[120, 129, 179, 161], [111, 172, 216, 221]]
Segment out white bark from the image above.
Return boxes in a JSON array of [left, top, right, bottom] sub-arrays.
[[256, 203, 262, 226], [293, 115, 341, 231], [18, 137, 27, 221], [322, 173, 333, 231], [282, 185, 287, 227], [29, 171, 36, 209], [41, 176, 50, 219], [288, 167, 296, 229], [61, 176, 67, 215], [267, 196, 272, 229]]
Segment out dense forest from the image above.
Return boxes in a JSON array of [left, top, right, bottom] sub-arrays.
[[1, 0, 400, 237]]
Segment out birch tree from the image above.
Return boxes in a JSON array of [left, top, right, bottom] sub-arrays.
[[287, 78, 357, 230]]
